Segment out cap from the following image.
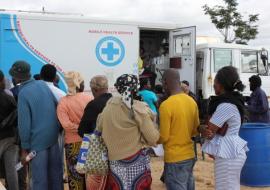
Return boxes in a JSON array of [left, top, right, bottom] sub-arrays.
[[9, 61, 31, 80]]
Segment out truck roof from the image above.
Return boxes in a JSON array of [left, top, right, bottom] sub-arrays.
[[0, 10, 181, 30], [196, 42, 262, 51]]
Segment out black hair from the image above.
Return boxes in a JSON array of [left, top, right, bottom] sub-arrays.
[[139, 78, 149, 90], [249, 75, 262, 88], [40, 64, 57, 82], [155, 84, 163, 94], [0, 70, 4, 81], [182, 80, 189, 86], [215, 66, 245, 92]]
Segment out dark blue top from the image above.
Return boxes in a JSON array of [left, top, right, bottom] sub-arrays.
[[18, 80, 60, 151], [10, 85, 20, 101], [247, 87, 270, 123]]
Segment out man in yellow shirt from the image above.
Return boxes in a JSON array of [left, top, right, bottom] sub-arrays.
[[158, 69, 199, 190]]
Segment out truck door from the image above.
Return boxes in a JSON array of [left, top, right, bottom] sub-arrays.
[[169, 26, 196, 93]]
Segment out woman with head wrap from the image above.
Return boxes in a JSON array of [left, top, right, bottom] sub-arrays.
[[96, 74, 159, 190], [57, 71, 92, 190]]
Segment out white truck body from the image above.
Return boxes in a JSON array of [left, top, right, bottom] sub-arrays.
[[1, 11, 268, 103], [0, 11, 196, 92]]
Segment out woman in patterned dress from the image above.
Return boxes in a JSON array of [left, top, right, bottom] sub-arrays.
[[96, 74, 160, 190], [57, 71, 92, 190], [200, 66, 248, 190]]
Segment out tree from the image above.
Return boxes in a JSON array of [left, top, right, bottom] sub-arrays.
[[203, 0, 259, 45]]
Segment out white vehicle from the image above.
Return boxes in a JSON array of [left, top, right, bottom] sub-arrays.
[[0, 10, 196, 93], [196, 43, 270, 99], [0, 11, 268, 105]]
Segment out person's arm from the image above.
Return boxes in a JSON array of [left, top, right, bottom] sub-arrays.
[[261, 93, 270, 113], [78, 102, 98, 137], [158, 103, 171, 144], [154, 102, 159, 113], [204, 103, 234, 139], [192, 106, 200, 137], [96, 113, 103, 133], [57, 100, 78, 132], [152, 92, 159, 114], [134, 105, 159, 146], [18, 95, 31, 150]]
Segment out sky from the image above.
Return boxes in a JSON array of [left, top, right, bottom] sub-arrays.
[[0, 0, 269, 49]]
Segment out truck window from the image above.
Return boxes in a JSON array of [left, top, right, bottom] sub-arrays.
[[241, 51, 258, 73], [196, 51, 204, 92], [174, 35, 191, 56], [258, 51, 268, 74], [214, 49, 232, 72]]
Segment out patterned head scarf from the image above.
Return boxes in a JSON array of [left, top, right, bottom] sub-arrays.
[[115, 74, 140, 111], [64, 71, 84, 95]]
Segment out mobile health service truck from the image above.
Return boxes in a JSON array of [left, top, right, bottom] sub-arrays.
[[1, 10, 269, 107], [0, 10, 196, 92]]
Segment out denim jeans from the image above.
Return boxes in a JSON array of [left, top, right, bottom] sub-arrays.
[[30, 142, 63, 190], [164, 158, 196, 190], [0, 137, 19, 190]]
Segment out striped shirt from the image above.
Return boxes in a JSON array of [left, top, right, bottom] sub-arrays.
[[202, 103, 248, 159]]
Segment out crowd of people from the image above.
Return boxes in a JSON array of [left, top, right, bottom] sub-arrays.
[[0, 60, 269, 190]]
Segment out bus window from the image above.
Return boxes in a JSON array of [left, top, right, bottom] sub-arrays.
[[241, 51, 258, 73], [214, 49, 232, 72]]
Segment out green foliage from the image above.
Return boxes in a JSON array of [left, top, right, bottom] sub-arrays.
[[203, 0, 259, 44]]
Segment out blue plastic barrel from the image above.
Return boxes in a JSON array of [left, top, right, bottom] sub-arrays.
[[239, 123, 270, 187]]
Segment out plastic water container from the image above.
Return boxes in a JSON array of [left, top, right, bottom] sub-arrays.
[[240, 123, 270, 187]]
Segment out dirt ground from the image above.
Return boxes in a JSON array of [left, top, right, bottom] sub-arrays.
[[151, 156, 270, 190], [2, 154, 270, 190]]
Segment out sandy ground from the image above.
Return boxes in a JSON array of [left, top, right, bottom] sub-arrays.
[[150, 155, 270, 190], [2, 152, 270, 190]]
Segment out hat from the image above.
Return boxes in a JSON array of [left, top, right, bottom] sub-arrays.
[[64, 71, 84, 95], [9, 61, 31, 80]]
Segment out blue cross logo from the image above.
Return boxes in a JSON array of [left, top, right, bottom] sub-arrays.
[[96, 36, 125, 67], [101, 42, 119, 61]]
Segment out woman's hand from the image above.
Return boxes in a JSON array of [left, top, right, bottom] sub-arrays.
[[199, 125, 215, 140], [202, 128, 215, 140]]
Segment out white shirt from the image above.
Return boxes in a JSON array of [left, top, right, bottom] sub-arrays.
[[45, 82, 66, 102], [202, 103, 248, 159]]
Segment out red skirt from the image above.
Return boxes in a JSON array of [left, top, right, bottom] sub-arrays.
[[105, 150, 152, 190], [86, 174, 107, 190]]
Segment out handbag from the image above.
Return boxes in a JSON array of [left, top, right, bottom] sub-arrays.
[[76, 134, 91, 174], [85, 130, 109, 176]]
